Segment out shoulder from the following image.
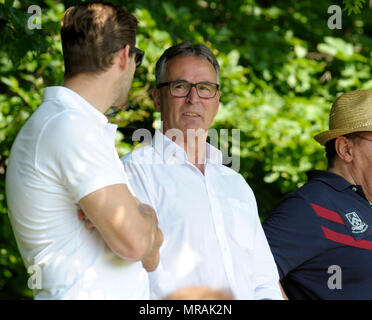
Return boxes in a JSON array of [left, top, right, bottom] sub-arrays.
[[47, 110, 96, 136], [41, 110, 105, 153], [272, 183, 314, 214], [297, 176, 335, 202], [214, 164, 247, 181], [212, 165, 258, 211], [218, 164, 241, 176], [35, 107, 94, 144], [121, 143, 156, 164], [271, 192, 308, 215], [121, 144, 159, 179], [35, 109, 114, 172], [271, 177, 335, 216], [263, 180, 327, 230], [277, 174, 333, 208], [217, 165, 254, 192]]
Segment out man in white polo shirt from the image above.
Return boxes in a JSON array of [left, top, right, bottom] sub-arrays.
[[5, 2, 162, 299], [121, 43, 283, 300]]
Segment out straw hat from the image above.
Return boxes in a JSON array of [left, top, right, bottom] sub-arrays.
[[315, 90, 372, 145]]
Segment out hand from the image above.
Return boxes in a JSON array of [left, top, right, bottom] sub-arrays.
[[137, 202, 158, 226], [136, 203, 163, 271], [141, 227, 163, 272], [78, 209, 95, 230]]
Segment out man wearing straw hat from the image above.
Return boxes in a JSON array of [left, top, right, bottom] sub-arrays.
[[263, 90, 372, 299]]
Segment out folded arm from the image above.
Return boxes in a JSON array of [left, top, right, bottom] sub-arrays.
[[78, 183, 159, 262]]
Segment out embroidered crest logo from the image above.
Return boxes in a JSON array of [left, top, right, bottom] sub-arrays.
[[345, 212, 368, 234]]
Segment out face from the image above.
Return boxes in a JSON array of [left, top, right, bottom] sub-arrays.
[[153, 55, 220, 135], [112, 48, 137, 109], [349, 132, 372, 199]]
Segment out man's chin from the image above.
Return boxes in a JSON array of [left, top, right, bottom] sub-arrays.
[[182, 127, 209, 140], [183, 126, 208, 133]]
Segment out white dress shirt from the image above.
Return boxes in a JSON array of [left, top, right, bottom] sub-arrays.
[[121, 130, 282, 300], [6, 86, 149, 299]]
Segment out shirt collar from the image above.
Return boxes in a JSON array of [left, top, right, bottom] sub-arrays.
[[152, 129, 223, 165], [43, 86, 108, 126], [206, 141, 223, 165], [306, 170, 354, 192]]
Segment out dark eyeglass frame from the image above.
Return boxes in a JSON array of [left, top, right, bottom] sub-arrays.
[[156, 80, 220, 99], [354, 134, 372, 143], [129, 46, 144, 69]]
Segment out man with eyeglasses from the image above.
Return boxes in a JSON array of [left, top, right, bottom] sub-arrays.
[[263, 90, 372, 299], [5, 2, 162, 299], [121, 42, 283, 300]]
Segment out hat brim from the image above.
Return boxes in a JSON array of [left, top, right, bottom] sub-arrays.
[[315, 126, 372, 145]]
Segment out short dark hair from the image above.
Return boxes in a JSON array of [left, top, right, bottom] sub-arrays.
[[61, 2, 138, 78], [155, 42, 220, 85], [325, 133, 359, 168], [325, 138, 337, 168]]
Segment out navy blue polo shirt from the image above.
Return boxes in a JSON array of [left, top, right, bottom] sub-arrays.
[[263, 170, 372, 300]]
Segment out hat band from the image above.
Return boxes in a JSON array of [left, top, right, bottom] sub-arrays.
[[329, 119, 372, 130]]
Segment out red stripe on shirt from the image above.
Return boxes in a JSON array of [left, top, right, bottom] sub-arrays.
[[310, 203, 345, 225], [321, 225, 372, 250]]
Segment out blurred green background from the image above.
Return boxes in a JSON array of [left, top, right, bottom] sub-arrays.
[[1, 0, 371, 299]]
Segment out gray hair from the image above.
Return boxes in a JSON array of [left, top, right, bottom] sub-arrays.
[[155, 42, 220, 85]]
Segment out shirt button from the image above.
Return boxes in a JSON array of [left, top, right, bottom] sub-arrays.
[[352, 187, 357, 192]]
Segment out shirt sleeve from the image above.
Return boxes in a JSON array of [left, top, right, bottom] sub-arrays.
[[248, 192, 283, 300], [37, 112, 128, 203], [262, 194, 325, 279]]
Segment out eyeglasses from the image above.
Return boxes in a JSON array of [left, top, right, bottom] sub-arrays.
[[130, 46, 144, 69], [355, 134, 372, 143], [156, 80, 219, 99], [113, 45, 144, 69]]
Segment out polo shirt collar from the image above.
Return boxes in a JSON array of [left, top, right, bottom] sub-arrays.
[[152, 129, 223, 165], [306, 170, 353, 192], [43, 86, 108, 126]]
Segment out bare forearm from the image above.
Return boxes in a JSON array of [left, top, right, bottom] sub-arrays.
[[78, 184, 158, 261]]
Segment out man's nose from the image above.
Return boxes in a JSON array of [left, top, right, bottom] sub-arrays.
[[186, 86, 200, 104]]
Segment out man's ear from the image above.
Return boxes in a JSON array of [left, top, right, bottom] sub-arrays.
[[152, 88, 161, 112], [335, 136, 354, 163], [116, 44, 131, 71]]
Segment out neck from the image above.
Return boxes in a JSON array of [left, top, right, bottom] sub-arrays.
[[328, 165, 356, 185], [185, 137, 207, 174], [329, 162, 372, 202], [63, 73, 116, 114], [165, 128, 208, 174]]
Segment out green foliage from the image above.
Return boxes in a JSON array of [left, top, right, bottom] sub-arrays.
[[343, 0, 367, 15], [1, 0, 372, 298]]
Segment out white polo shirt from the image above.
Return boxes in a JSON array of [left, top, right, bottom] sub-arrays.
[[121, 130, 282, 300], [5, 86, 149, 299]]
